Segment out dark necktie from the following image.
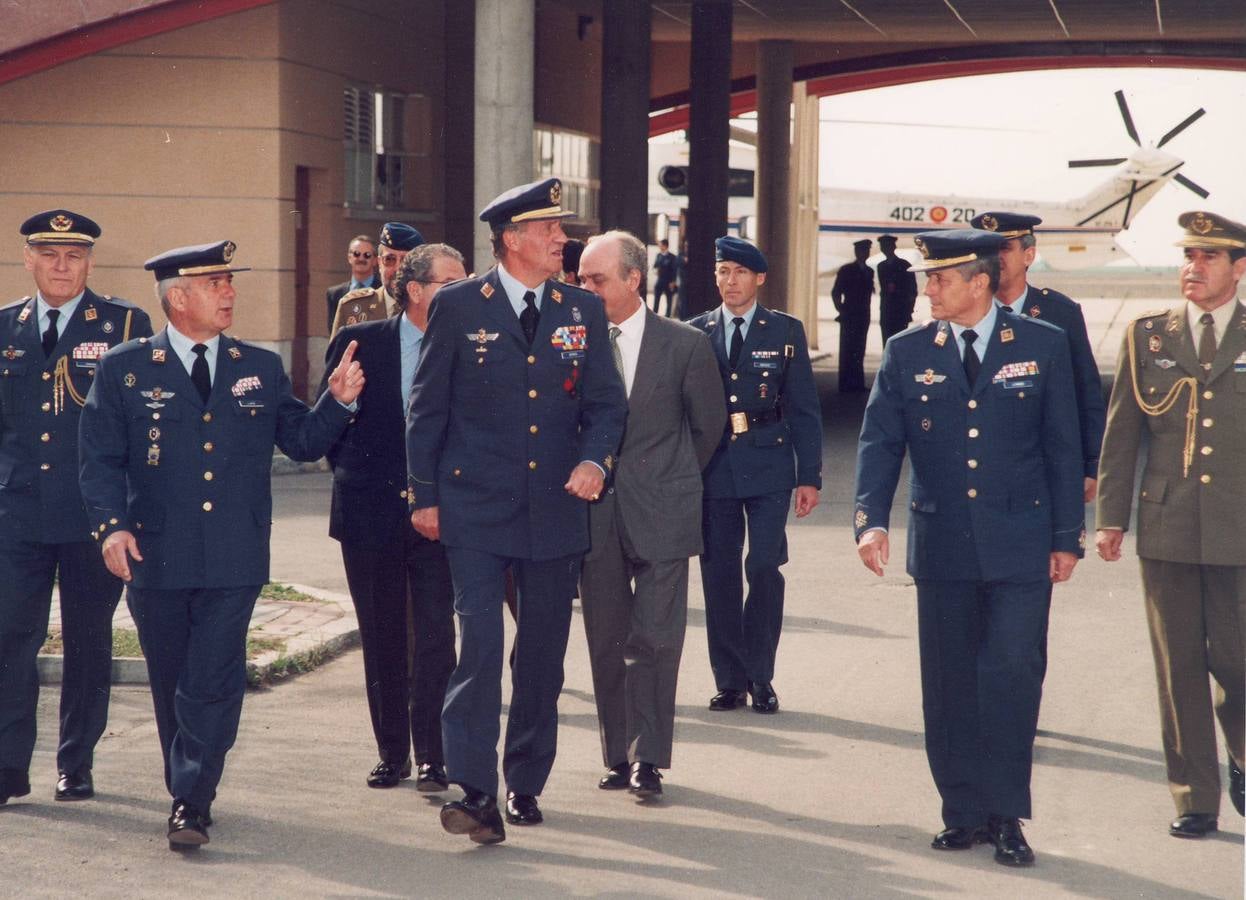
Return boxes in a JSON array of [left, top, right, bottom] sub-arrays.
[[191, 343, 211, 403], [1198, 312, 1217, 372], [608, 326, 625, 380], [961, 328, 981, 386], [41, 309, 59, 358], [728, 317, 745, 368], [520, 290, 539, 346]]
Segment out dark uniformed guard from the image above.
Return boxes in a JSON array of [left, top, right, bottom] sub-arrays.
[[325, 234, 382, 330], [688, 236, 822, 716], [971, 211, 1105, 502], [877, 234, 917, 344], [79, 240, 364, 850], [0, 210, 152, 807], [1096, 211, 1246, 838], [329, 223, 424, 336], [323, 242, 465, 793], [407, 178, 626, 844], [832, 237, 874, 391], [854, 229, 1084, 867]]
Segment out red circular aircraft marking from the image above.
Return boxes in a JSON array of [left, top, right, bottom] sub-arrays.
[[930, 206, 948, 223]]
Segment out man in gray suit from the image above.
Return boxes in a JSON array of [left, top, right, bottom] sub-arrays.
[[576, 231, 726, 797]]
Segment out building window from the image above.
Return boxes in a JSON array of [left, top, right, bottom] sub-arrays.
[[343, 86, 432, 211], [533, 126, 599, 227]]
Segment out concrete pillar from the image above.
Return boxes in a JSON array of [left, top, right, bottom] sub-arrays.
[[444, 0, 476, 266], [600, 0, 650, 241], [683, 0, 732, 319], [473, 0, 535, 272], [789, 80, 821, 348], [755, 40, 792, 312]]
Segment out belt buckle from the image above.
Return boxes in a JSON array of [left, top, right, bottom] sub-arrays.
[[730, 412, 749, 434]]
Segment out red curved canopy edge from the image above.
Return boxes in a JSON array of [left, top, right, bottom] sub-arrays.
[[649, 44, 1246, 137], [0, 0, 277, 87]]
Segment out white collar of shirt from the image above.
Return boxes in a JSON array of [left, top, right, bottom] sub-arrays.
[[949, 305, 998, 361], [496, 262, 546, 319], [610, 301, 646, 397], [165, 323, 220, 379], [36, 292, 83, 335], [1186, 298, 1238, 343], [995, 285, 1030, 316]]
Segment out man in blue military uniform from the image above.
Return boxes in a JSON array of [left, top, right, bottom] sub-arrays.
[[329, 223, 425, 336], [407, 178, 626, 844], [877, 234, 918, 344], [971, 211, 1105, 502], [854, 229, 1084, 867], [79, 240, 364, 851], [688, 236, 822, 715], [0, 210, 152, 807]]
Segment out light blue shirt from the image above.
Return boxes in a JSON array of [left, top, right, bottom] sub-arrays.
[[949, 305, 997, 363], [497, 263, 546, 320], [995, 286, 1030, 317], [36, 292, 83, 342], [165, 323, 220, 384], [720, 301, 758, 352], [400, 314, 424, 413]]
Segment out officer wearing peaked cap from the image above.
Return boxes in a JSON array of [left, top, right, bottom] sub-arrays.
[[330, 222, 425, 336], [877, 234, 918, 344], [0, 210, 152, 808], [1096, 211, 1246, 837], [832, 237, 875, 391], [79, 240, 365, 851], [687, 236, 822, 717], [406, 177, 626, 843], [854, 228, 1083, 867], [972, 211, 1105, 503]]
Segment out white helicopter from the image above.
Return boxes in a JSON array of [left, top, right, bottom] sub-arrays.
[[650, 91, 1210, 272]]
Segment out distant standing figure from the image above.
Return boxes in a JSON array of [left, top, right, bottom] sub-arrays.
[[652, 239, 678, 317], [832, 238, 874, 392], [325, 234, 381, 330], [330, 223, 424, 336], [877, 234, 917, 344], [561, 238, 585, 286]]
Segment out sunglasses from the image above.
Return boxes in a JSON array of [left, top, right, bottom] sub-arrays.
[[350, 251, 374, 260]]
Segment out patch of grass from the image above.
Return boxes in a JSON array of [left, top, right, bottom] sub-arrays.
[[246, 643, 337, 689], [40, 627, 142, 657], [246, 635, 287, 659], [260, 583, 326, 604]]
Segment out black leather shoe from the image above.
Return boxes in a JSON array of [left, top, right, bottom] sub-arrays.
[[1169, 813, 1218, 838], [708, 689, 747, 711], [931, 825, 988, 851], [440, 787, 505, 844], [416, 762, 448, 793], [0, 768, 31, 805], [366, 758, 412, 788], [504, 791, 543, 825], [167, 800, 210, 851], [1229, 756, 1244, 817], [55, 769, 94, 801], [987, 816, 1035, 866], [599, 763, 629, 790], [749, 681, 780, 714], [628, 762, 662, 798]]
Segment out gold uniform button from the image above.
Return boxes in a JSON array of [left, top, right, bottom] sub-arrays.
[[968, 428, 980, 438], [1202, 418, 1214, 428], [921, 394, 928, 402], [730, 434, 738, 442], [41, 372, 51, 381], [39, 463, 50, 471], [203, 442, 214, 452], [40, 432, 50, 442], [967, 488, 978, 499], [399, 489, 408, 499], [40, 402, 50, 412], [762, 371, 769, 378], [527, 355, 536, 364], [1200, 474, 1211, 484], [202, 412, 212, 423], [477, 358, 484, 366], [528, 461, 537, 470], [453, 468, 461, 476], [109, 518, 118, 525], [1200, 446, 1212, 456], [731, 373, 738, 381], [729, 395, 738, 403], [250, 409, 257, 417], [528, 389, 537, 399], [202, 501, 213, 512], [529, 425, 538, 434], [967, 399, 978, 409], [152, 412, 160, 420], [203, 471, 214, 481], [967, 459, 978, 469], [1203, 390, 1213, 400]]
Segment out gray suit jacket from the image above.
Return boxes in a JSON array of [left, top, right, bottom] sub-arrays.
[[586, 309, 726, 562]]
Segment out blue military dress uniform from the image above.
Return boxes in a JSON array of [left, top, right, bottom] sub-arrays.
[[78, 242, 353, 817], [688, 295, 822, 700], [853, 233, 1084, 829], [0, 283, 151, 792]]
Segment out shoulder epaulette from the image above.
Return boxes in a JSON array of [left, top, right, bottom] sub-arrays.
[[1, 296, 32, 312]]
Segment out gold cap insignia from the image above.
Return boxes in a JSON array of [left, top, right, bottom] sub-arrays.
[[549, 181, 561, 204], [979, 214, 999, 232], [50, 214, 73, 232], [222, 241, 236, 262], [914, 237, 929, 258], [1191, 212, 1214, 235]]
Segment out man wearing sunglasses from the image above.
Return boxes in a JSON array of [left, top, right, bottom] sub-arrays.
[[330, 223, 424, 336], [325, 235, 381, 330]]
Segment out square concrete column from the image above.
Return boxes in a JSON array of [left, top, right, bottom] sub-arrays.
[[755, 39, 793, 312], [789, 80, 821, 348], [474, 0, 535, 271], [600, 0, 651, 241]]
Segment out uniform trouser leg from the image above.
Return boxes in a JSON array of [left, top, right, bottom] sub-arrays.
[[916, 578, 1050, 827], [839, 316, 867, 389], [53, 540, 122, 775], [700, 498, 747, 691], [341, 539, 413, 763], [1140, 559, 1246, 816], [0, 540, 56, 773], [128, 586, 259, 809], [406, 532, 456, 766], [741, 491, 790, 686]]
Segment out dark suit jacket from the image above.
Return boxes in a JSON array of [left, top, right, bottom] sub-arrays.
[[0, 289, 152, 543], [79, 328, 352, 589], [406, 268, 627, 561], [586, 311, 725, 563], [322, 316, 415, 543], [326, 273, 381, 330]]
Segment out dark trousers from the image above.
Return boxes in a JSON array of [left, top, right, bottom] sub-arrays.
[[652, 279, 677, 317], [581, 498, 689, 769], [838, 314, 869, 391], [0, 538, 120, 777], [699, 491, 790, 691], [441, 546, 579, 798], [340, 529, 455, 766], [915, 578, 1050, 827], [128, 585, 260, 810]]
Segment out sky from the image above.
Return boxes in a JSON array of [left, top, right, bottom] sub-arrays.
[[814, 67, 1245, 267]]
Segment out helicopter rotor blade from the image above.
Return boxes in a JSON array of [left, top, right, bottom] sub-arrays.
[[1068, 158, 1128, 168], [1157, 108, 1206, 148], [1115, 90, 1141, 146], [1174, 172, 1211, 199]]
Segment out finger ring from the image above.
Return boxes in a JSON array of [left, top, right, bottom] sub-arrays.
[[590, 494, 599, 500]]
